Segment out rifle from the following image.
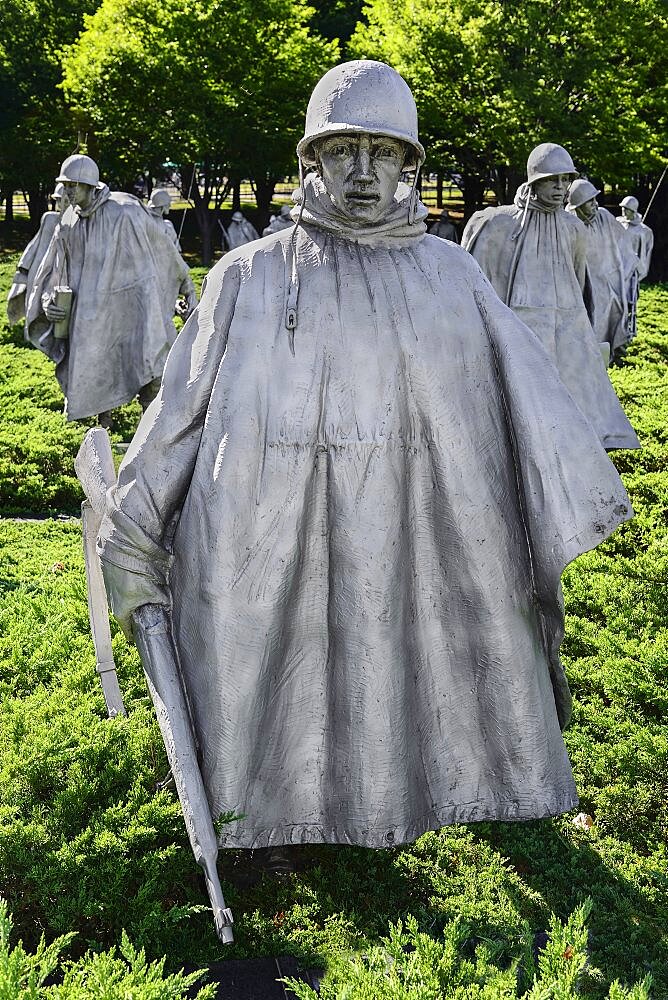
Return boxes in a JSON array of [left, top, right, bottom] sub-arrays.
[[75, 427, 234, 943]]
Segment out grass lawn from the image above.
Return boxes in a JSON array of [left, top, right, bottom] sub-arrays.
[[0, 245, 666, 997]]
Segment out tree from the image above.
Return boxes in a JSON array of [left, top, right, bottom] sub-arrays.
[[61, 0, 338, 262], [350, 0, 667, 217], [0, 0, 99, 224]]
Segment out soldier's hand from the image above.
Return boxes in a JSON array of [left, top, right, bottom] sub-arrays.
[[44, 301, 67, 322]]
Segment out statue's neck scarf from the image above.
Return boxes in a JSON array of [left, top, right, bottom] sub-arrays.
[[291, 172, 428, 246]]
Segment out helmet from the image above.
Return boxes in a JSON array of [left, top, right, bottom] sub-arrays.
[[147, 188, 171, 209], [279, 204, 292, 218], [620, 195, 639, 212], [232, 211, 244, 222], [297, 60, 425, 168], [56, 154, 102, 188], [526, 143, 577, 184], [567, 178, 600, 209], [52, 182, 65, 201]]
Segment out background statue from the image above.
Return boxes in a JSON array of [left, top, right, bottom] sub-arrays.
[[428, 207, 459, 243], [26, 154, 197, 426], [566, 179, 639, 362], [147, 188, 181, 249], [98, 63, 631, 889], [618, 195, 654, 280], [222, 210, 259, 250], [262, 203, 294, 236], [7, 183, 64, 327], [461, 143, 639, 450]]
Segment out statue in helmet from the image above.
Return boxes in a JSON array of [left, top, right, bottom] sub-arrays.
[[7, 182, 64, 328], [617, 195, 654, 280], [25, 154, 197, 425], [98, 62, 632, 857], [147, 188, 181, 248], [566, 179, 639, 362], [262, 203, 294, 236], [462, 143, 639, 450], [428, 208, 459, 243], [222, 210, 260, 251]]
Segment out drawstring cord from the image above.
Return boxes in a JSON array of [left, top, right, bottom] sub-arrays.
[[284, 153, 422, 351], [285, 160, 307, 355]]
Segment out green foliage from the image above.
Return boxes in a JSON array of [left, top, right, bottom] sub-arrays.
[[61, 0, 338, 185], [350, 0, 667, 185], [0, 0, 99, 215], [284, 903, 652, 998], [0, 898, 214, 999]]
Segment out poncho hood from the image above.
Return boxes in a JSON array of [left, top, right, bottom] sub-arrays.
[[77, 184, 112, 218], [514, 181, 561, 218], [291, 172, 427, 246]]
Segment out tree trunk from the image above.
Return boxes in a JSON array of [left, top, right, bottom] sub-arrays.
[[232, 179, 241, 212], [4, 190, 14, 223], [645, 170, 668, 282], [253, 174, 278, 231], [436, 172, 443, 209], [181, 163, 217, 266], [27, 186, 48, 225], [462, 172, 486, 222]]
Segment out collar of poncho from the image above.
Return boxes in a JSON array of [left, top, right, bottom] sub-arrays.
[[77, 185, 112, 219], [514, 181, 560, 217], [291, 173, 428, 246]]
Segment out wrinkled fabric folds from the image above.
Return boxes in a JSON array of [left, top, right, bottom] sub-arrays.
[[26, 190, 192, 420], [99, 207, 632, 849], [462, 201, 639, 450]]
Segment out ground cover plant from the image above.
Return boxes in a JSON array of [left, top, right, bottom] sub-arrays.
[[0, 249, 666, 996]]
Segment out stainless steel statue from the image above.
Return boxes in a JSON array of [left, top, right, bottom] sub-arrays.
[[566, 179, 639, 362], [7, 183, 64, 327], [222, 210, 260, 250], [97, 62, 633, 937], [462, 144, 639, 450], [147, 188, 181, 248], [429, 208, 459, 243], [25, 155, 197, 424], [618, 195, 654, 280], [262, 204, 294, 236]]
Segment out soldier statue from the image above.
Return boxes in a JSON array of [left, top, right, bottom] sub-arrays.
[[462, 144, 638, 450], [98, 63, 632, 868]]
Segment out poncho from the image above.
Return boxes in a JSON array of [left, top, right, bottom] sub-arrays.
[[7, 210, 60, 325], [99, 175, 632, 850], [617, 214, 654, 280], [462, 189, 639, 451], [26, 188, 192, 420], [566, 205, 638, 355], [224, 218, 260, 250]]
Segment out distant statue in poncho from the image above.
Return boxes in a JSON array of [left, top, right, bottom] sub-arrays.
[[617, 195, 654, 280], [26, 154, 197, 424], [429, 208, 459, 243], [262, 204, 294, 236], [222, 210, 259, 251], [7, 182, 64, 327], [99, 62, 633, 858], [462, 143, 639, 450], [566, 179, 639, 362], [147, 188, 181, 249]]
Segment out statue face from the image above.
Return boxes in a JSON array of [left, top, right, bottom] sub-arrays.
[[575, 197, 598, 223], [315, 133, 406, 224], [623, 206, 635, 220], [62, 181, 95, 210], [532, 174, 571, 210]]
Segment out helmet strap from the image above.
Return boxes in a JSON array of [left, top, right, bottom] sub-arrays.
[[408, 165, 421, 225]]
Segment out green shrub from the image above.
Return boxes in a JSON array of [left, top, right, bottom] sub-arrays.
[[0, 898, 214, 999], [283, 902, 652, 999]]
